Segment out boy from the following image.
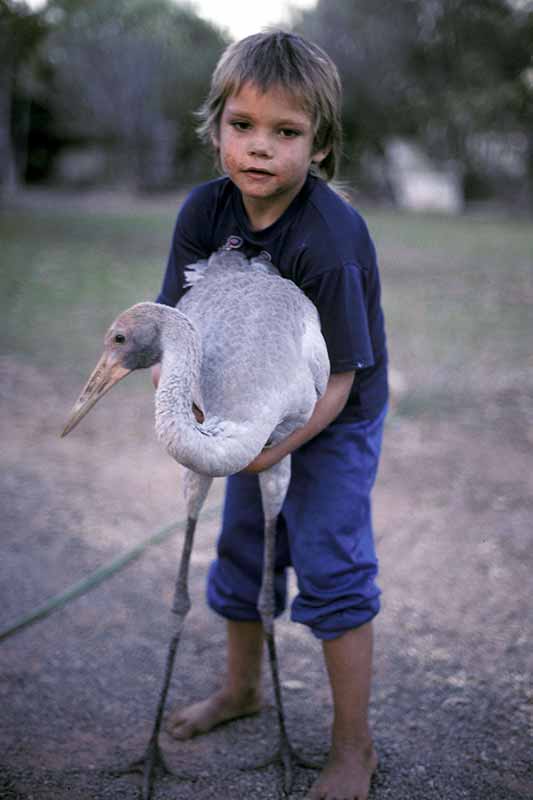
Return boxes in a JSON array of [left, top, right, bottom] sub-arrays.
[[153, 31, 388, 800]]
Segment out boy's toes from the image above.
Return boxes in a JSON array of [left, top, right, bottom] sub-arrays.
[[304, 776, 331, 799], [167, 719, 197, 740], [304, 788, 328, 800], [165, 709, 184, 728], [165, 710, 188, 739], [304, 744, 377, 800]]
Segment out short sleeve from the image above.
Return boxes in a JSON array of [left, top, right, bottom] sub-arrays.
[[303, 264, 374, 372], [156, 187, 213, 307]]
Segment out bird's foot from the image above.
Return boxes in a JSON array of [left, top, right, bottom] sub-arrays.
[[240, 742, 322, 797], [113, 736, 172, 800]]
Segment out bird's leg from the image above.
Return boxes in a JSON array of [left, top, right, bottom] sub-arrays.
[[121, 472, 212, 798], [258, 515, 294, 795], [250, 463, 321, 797], [124, 513, 197, 800]]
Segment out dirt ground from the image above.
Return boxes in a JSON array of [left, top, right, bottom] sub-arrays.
[[1, 348, 532, 799]]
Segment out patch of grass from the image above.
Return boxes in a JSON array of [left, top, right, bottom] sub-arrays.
[[2, 196, 532, 418], [365, 209, 533, 416], [1, 205, 175, 376]]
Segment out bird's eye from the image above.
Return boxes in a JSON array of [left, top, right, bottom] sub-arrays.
[[114, 333, 126, 344]]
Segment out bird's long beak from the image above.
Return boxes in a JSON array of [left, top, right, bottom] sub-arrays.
[[61, 352, 131, 437]]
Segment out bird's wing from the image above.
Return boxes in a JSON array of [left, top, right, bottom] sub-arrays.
[[301, 306, 330, 400], [178, 258, 330, 429]]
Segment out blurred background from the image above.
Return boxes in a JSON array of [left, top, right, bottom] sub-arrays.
[[1, 0, 532, 210], [1, 4, 533, 798]]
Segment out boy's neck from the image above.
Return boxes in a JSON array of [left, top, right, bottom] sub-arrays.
[[243, 199, 283, 231], [240, 177, 307, 232]]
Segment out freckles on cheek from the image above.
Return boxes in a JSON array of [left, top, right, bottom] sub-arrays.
[[222, 151, 239, 173]]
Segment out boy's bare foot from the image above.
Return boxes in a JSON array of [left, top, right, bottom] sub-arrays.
[[165, 688, 262, 740], [305, 741, 378, 800]]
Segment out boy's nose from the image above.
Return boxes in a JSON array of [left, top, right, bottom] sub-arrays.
[[247, 136, 273, 159]]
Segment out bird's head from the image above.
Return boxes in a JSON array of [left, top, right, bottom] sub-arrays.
[[61, 303, 162, 438]]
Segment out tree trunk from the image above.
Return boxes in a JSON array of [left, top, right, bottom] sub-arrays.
[[0, 59, 17, 196]]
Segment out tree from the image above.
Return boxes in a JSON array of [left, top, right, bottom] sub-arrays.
[[39, 0, 228, 188], [294, 0, 421, 165], [411, 2, 531, 155], [0, 0, 46, 193], [293, 0, 533, 203]]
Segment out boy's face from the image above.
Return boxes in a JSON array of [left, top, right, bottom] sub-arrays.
[[214, 82, 329, 226]]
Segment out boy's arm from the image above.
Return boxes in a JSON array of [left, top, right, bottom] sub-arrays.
[[242, 370, 355, 474], [152, 366, 354, 471]]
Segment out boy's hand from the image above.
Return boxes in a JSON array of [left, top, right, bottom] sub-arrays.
[[242, 445, 283, 474], [151, 364, 161, 389]]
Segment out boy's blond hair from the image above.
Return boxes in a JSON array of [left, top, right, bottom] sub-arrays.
[[197, 30, 343, 181]]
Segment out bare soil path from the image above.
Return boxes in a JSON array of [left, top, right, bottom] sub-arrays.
[[1, 353, 532, 799]]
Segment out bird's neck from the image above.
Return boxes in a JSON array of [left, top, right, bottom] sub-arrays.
[[154, 311, 270, 477]]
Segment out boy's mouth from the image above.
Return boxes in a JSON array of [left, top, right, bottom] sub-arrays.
[[243, 167, 274, 176]]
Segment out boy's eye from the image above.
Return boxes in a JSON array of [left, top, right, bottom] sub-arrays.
[[230, 121, 251, 131], [279, 128, 301, 138]]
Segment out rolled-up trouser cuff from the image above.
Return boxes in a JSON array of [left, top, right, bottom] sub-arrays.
[[207, 560, 380, 639], [297, 595, 381, 640], [206, 560, 288, 621]]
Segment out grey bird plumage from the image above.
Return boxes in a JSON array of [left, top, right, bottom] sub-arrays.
[[62, 248, 330, 798], [154, 250, 329, 476]]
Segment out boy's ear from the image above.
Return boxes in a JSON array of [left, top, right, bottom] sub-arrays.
[[211, 127, 220, 149], [311, 144, 331, 166]]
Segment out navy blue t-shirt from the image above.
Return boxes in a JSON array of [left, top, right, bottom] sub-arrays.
[[157, 174, 388, 422]]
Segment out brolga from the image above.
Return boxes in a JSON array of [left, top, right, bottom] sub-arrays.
[[62, 250, 330, 799]]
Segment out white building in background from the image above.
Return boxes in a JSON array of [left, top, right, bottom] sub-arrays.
[[386, 138, 464, 214]]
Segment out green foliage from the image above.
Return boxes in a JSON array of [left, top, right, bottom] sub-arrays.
[[4, 0, 533, 201], [0, 0, 48, 188], [0, 0, 229, 190], [409, 0, 532, 160], [294, 0, 421, 155], [38, 0, 228, 187], [294, 0, 533, 196], [0, 0, 45, 53]]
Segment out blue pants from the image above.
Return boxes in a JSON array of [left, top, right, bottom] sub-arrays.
[[207, 405, 387, 640]]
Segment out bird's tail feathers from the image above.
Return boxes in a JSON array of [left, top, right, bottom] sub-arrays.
[[184, 259, 210, 287], [184, 250, 280, 288]]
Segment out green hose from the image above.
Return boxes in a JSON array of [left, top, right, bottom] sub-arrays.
[[0, 505, 221, 643]]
